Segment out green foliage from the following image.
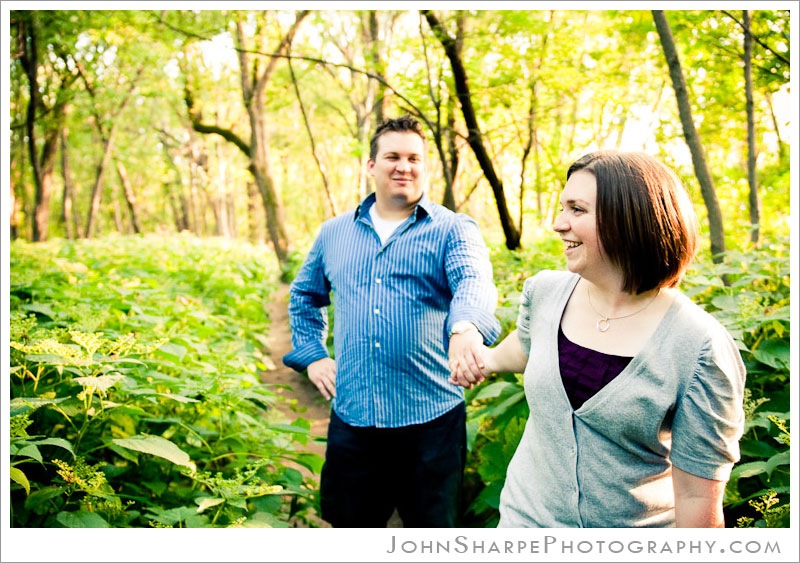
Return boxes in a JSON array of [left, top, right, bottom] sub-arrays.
[[9, 234, 324, 528], [465, 235, 791, 527]]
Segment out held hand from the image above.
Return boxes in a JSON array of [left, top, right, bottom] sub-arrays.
[[448, 330, 490, 389], [307, 357, 337, 400]]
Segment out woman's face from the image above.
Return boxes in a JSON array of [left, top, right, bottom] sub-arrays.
[[553, 170, 606, 277]]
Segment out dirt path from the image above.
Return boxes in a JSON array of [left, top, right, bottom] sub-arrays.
[[264, 282, 331, 452], [262, 282, 331, 527], [263, 282, 401, 528]]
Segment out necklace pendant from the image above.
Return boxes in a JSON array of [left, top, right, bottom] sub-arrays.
[[597, 318, 610, 332]]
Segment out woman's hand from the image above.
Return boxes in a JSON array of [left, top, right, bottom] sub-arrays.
[[448, 330, 491, 389]]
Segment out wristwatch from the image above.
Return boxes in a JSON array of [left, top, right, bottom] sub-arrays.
[[449, 321, 478, 336]]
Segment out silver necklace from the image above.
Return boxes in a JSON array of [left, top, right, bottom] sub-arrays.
[[586, 286, 660, 332]]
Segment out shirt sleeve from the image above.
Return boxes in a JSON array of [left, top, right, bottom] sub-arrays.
[[282, 232, 333, 373], [444, 214, 501, 346], [669, 322, 747, 481]]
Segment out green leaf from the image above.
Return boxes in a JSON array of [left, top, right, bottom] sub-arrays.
[[112, 435, 196, 472], [21, 303, 58, 319], [765, 451, 790, 479], [56, 510, 110, 528], [16, 444, 43, 463], [24, 486, 66, 511], [146, 505, 198, 526], [10, 467, 30, 495], [291, 453, 324, 474], [751, 338, 790, 369], [73, 374, 127, 393], [155, 342, 187, 363], [35, 438, 76, 458], [241, 511, 289, 528], [711, 294, 738, 312], [738, 439, 778, 459], [471, 381, 517, 401], [195, 497, 225, 512], [265, 423, 312, 435], [730, 460, 768, 481]]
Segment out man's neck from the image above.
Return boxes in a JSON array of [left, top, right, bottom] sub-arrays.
[[373, 196, 417, 221]]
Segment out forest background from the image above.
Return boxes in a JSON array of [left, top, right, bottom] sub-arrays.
[[2, 3, 797, 559]]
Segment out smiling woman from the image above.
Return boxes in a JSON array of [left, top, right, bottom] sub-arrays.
[[450, 150, 746, 528]]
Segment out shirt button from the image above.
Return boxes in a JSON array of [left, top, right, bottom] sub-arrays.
[[374, 342, 381, 348], [374, 308, 380, 315], [375, 278, 382, 284]]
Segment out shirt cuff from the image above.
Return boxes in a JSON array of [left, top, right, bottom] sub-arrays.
[[282, 341, 330, 373]]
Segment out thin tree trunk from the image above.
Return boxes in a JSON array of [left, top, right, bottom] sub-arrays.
[[60, 129, 79, 239], [652, 10, 726, 262], [519, 78, 537, 239], [111, 182, 124, 233], [765, 92, 786, 162], [423, 10, 521, 250], [441, 96, 459, 211], [743, 11, 760, 246], [288, 57, 338, 217], [236, 13, 308, 264], [246, 181, 261, 243], [20, 12, 64, 242], [84, 129, 117, 238], [116, 160, 142, 234], [78, 62, 142, 238]]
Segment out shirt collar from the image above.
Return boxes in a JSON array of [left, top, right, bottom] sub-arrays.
[[355, 192, 432, 221]]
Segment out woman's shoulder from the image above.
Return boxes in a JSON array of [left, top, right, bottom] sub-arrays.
[[523, 270, 579, 292], [662, 290, 740, 352]]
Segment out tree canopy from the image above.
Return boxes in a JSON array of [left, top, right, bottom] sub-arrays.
[[6, 8, 792, 264]]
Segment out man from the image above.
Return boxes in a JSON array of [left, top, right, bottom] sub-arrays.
[[283, 114, 500, 527]]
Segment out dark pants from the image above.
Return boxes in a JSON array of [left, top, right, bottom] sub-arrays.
[[320, 402, 466, 528]]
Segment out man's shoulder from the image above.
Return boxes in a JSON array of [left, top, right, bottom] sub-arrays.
[[420, 199, 478, 228], [319, 207, 358, 230]]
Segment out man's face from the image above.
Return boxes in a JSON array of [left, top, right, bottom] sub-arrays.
[[367, 131, 427, 208]]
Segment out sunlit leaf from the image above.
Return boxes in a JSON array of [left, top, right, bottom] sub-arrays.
[[10, 467, 30, 495], [112, 435, 196, 472]]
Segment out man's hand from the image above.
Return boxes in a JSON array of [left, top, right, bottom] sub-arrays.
[[307, 357, 337, 400], [448, 329, 489, 389]]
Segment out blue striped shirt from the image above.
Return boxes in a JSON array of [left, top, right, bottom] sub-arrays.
[[283, 192, 500, 427]]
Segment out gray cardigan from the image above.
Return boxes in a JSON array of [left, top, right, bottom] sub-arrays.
[[498, 271, 746, 528]]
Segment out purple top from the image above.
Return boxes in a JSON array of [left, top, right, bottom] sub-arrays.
[[558, 327, 632, 410]]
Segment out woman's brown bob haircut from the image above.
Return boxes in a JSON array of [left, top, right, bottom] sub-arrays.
[[567, 151, 699, 294]]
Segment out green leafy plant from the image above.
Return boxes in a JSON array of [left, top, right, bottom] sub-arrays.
[[9, 235, 323, 527]]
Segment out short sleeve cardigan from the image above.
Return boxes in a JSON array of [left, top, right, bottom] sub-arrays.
[[498, 270, 746, 528]]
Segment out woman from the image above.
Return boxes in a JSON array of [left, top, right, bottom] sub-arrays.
[[450, 151, 746, 527]]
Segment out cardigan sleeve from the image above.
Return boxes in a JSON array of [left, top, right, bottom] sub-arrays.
[[516, 275, 538, 356], [669, 321, 747, 481]]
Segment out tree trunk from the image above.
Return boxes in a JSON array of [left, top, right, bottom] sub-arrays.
[[238, 13, 309, 264], [185, 12, 308, 265], [423, 10, 521, 250], [20, 12, 65, 243], [652, 10, 726, 262], [743, 11, 760, 246], [60, 129, 82, 239], [84, 128, 117, 238], [111, 182, 124, 233], [288, 57, 338, 217], [246, 181, 261, 243], [116, 160, 142, 234], [440, 96, 459, 211]]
